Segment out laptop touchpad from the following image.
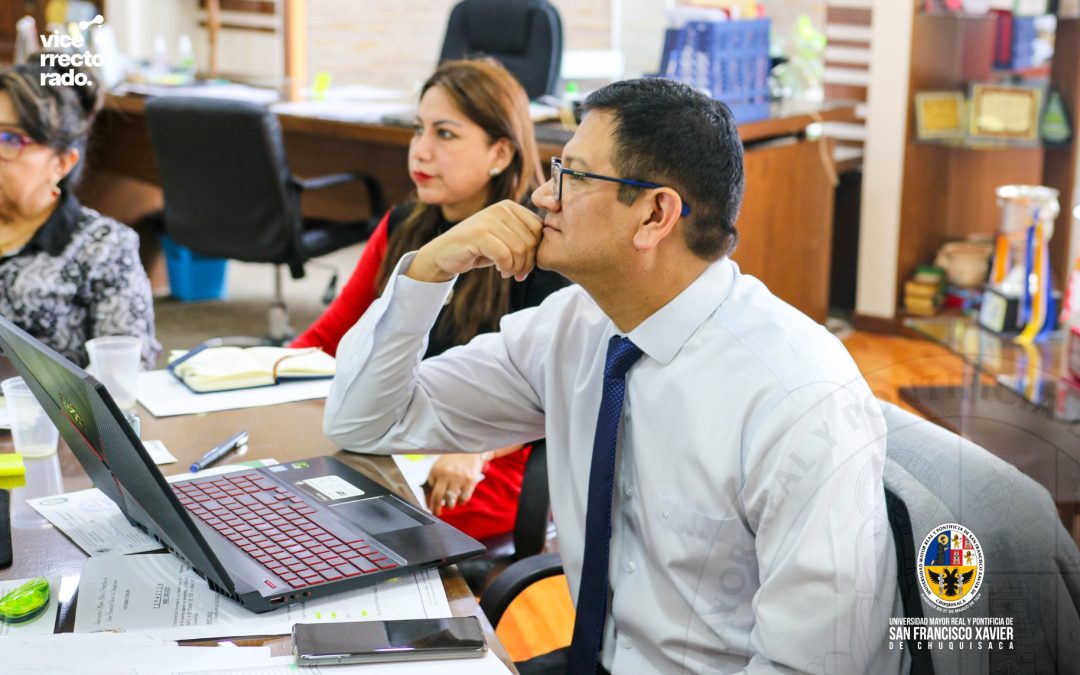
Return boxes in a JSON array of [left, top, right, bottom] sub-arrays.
[[332, 496, 430, 534]]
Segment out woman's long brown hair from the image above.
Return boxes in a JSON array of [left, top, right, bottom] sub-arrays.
[[374, 58, 542, 346]]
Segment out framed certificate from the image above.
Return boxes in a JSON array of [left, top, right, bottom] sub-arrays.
[[914, 91, 966, 140], [968, 83, 1043, 141]]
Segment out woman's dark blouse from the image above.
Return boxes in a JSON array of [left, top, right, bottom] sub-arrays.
[[0, 192, 161, 368]]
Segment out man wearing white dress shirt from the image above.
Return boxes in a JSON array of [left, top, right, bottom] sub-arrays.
[[324, 78, 903, 674]]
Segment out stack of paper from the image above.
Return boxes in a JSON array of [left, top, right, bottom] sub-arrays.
[[137, 370, 331, 417], [0, 636, 273, 674]]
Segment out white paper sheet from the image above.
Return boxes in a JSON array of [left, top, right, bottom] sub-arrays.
[[315, 84, 408, 101], [392, 454, 439, 510], [271, 100, 413, 123], [137, 370, 331, 417], [169, 652, 513, 675], [0, 576, 62, 637], [26, 461, 279, 556], [27, 488, 161, 556], [10, 632, 171, 646], [114, 82, 280, 105], [144, 440, 179, 465], [0, 643, 272, 675], [75, 554, 451, 641]]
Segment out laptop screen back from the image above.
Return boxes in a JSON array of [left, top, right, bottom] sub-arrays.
[[0, 316, 232, 592]]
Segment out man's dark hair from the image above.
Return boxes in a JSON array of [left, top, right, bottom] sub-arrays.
[[580, 78, 744, 260]]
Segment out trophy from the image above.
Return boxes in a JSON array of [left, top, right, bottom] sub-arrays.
[[978, 185, 1059, 343]]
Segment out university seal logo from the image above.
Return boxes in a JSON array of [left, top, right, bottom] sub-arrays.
[[917, 523, 984, 611]]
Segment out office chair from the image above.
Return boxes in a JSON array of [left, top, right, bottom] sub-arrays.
[[439, 0, 563, 100], [879, 400, 1080, 674], [480, 403, 1080, 673], [144, 96, 385, 344], [457, 440, 554, 595]]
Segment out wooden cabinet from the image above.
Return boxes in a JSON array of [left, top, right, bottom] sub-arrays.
[[894, 12, 1080, 306]]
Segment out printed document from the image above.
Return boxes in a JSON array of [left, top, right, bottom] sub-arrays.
[[75, 554, 451, 640]]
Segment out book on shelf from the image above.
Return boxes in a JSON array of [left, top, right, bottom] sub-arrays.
[[167, 345, 335, 394], [904, 279, 943, 300], [904, 295, 939, 316]]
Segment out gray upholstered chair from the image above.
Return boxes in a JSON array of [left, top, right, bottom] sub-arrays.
[[480, 402, 1080, 674]]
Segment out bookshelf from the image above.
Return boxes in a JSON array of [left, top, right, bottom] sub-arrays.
[[894, 12, 1080, 311]]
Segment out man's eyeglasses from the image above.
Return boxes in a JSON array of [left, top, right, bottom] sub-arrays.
[[0, 129, 33, 162], [550, 157, 691, 217]]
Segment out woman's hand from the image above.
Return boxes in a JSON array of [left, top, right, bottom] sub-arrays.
[[425, 452, 491, 516]]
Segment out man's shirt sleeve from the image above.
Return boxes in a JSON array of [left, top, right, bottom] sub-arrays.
[[323, 252, 547, 454]]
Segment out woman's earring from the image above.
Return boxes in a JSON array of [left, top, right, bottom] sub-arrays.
[[51, 184, 61, 198], [489, 167, 502, 176]]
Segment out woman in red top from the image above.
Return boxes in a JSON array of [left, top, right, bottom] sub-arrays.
[[293, 59, 565, 540]]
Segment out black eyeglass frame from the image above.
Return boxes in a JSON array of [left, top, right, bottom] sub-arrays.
[[550, 156, 691, 217]]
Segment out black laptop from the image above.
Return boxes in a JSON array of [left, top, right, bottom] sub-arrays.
[[0, 316, 483, 612]]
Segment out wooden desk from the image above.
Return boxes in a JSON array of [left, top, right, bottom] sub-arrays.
[[81, 95, 856, 323], [0, 397, 513, 667]]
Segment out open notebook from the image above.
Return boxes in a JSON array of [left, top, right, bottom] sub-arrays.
[[168, 345, 335, 393]]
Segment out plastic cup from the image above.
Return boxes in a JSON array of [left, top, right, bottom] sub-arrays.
[[1, 377, 59, 458], [10, 453, 64, 529], [86, 336, 142, 411]]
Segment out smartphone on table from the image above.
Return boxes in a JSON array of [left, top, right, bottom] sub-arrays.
[[293, 616, 487, 666]]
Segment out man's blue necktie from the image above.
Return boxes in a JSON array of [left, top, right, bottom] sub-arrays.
[[567, 335, 643, 674]]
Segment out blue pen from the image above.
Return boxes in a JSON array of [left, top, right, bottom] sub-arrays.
[[190, 431, 249, 473]]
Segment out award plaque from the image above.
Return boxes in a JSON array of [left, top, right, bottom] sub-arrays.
[[969, 84, 1043, 142], [915, 91, 966, 140]]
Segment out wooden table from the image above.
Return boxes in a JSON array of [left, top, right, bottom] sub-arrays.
[[0, 394, 514, 668], [79, 94, 857, 323], [900, 316, 1080, 535]]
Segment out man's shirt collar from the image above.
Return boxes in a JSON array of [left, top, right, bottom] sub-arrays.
[[627, 256, 736, 365]]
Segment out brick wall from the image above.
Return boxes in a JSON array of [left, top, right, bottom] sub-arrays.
[[306, 1, 824, 92], [307, 0, 611, 92]]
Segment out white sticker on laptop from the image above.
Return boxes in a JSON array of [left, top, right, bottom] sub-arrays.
[[299, 475, 365, 500]]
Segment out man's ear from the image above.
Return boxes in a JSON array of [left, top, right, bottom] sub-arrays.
[[632, 188, 684, 252]]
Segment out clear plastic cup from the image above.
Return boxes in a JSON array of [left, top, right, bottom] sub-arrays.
[[1, 377, 59, 458], [86, 336, 142, 411], [11, 453, 64, 529]]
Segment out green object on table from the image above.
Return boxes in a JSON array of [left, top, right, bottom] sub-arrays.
[[312, 71, 331, 101], [0, 577, 50, 624], [0, 454, 26, 490]]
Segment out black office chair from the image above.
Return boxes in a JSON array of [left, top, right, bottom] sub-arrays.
[[457, 440, 554, 595], [144, 96, 385, 343], [439, 0, 563, 100]]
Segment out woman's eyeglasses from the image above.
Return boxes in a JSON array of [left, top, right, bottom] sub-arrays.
[[550, 157, 691, 217], [0, 129, 33, 162]]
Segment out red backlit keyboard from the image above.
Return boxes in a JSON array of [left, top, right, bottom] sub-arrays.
[[172, 472, 398, 590]]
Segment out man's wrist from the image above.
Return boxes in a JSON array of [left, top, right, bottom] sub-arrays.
[[405, 247, 456, 283]]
